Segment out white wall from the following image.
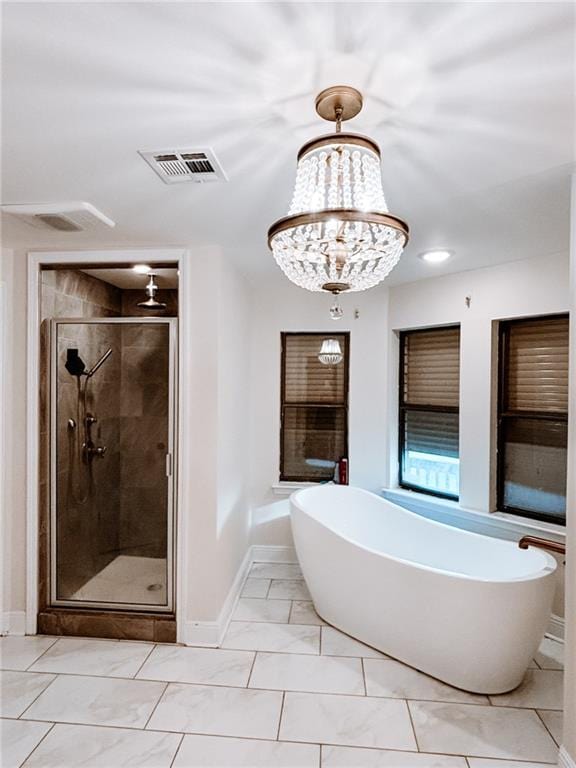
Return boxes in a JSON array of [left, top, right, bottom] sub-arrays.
[[0, 249, 27, 633], [389, 252, 570, 513], [249, 279, 390, 547]]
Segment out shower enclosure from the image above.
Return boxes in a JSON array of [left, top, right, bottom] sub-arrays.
[[49, 318, 177, 612]]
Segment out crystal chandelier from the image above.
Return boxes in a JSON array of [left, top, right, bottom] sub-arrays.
[[268, 86, 409, 294], [318, 338, 343, 365]]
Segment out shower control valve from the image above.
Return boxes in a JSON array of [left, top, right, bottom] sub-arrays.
[[85, 444, 107, 459]]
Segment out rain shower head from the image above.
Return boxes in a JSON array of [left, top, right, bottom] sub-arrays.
[[137, 273, 167, 310]]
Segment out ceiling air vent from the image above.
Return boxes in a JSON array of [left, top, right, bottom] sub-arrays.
[[138, 147, 228, 184], [1, 202, 115, 232]]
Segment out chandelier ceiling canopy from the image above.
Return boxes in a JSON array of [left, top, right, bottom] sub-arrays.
[[268, 85, 409, 294]]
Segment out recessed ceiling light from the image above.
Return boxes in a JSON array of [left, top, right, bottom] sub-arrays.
[[419, 249, 452, 264], [132, 264, 151, 274]]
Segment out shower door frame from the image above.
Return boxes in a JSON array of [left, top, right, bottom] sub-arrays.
[[49, 316, 178, 614]]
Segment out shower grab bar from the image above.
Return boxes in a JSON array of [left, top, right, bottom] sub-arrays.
[[518, 536, 565, 556]]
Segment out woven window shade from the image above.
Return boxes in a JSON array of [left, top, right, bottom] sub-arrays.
[[506, 317, 569, 413], [402, 327, 460, 408], [281, 333, 348, 481], [284, 334, 347, 404], [403, 410, 459, 458]]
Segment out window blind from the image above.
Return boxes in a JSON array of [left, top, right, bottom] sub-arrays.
[[280, 333, 349, 481], [283, 334, 347, 404], [402, 327, 460, 408], [506, 317, 569, 413], [399, 326, 461, 500]]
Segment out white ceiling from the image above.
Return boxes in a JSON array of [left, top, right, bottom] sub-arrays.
[[1, 2, 574, 285], [81, 267, 179, 289]]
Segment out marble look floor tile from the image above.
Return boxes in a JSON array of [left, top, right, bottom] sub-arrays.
[[364, 659, 489, 705], [232, 598, 291, 624], [29, 638, 154, 678], [268, 580, 311, 600], [280, 691, 417, 751], [1, 718, 52, 768], [290, 601, 326, 626], [23, 674, 166, 728], [534, 638, 564, 670], [467, 761, 557, 767], [321, 627, 385, 658], [0, 671, 56, 718], [222, 622, 320, 654], [409, 702, 558, 762], [137, 645, 254, 687], [249, 651, 364, 695], [538, 710, 563, 745], [147, 683, 283, 740], [21, 723, 181, 768], [0, 636, 58, 671], [322, 745, 468, 767], [241, 578, 270, 598], [249, 563, 302, 580], [172, 734, 319, 768], [489, 670, 563, 710]]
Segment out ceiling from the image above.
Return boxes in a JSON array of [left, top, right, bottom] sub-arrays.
[[81, 267, 179, 289], [1, 2, 574, 286]]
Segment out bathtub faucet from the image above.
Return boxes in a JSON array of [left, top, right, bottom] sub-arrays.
[[518, 536, 565, 556]]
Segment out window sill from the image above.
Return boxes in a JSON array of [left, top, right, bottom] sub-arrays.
[[271, 481, 333, 498], [382, 487, 566, 543]]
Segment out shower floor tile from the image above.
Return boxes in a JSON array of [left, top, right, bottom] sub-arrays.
[[70, 555, 166, 605], [29, 638, 154, 678]]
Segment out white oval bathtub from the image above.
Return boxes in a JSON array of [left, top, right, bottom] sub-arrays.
[[290, 485, 557, 694]]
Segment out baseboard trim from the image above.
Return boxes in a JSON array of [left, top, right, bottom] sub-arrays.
[[559, 746, 576, 768], [546, 613, 565, 642], [0, 611, 26, 636], [182, 544, 297, 647], [251, 545, 297, 563]]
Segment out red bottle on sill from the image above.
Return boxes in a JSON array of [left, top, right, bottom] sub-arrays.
[[338, 457, 349, 485]]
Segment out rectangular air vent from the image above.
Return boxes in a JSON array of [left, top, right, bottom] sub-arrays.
[[0, 202, 116, 232], [138, 147, 228, 184]]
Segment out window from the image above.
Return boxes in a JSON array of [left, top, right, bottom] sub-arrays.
[[280, 332, 349, 482], [498, 315, 569, 524], [399, 326, 461, 499]]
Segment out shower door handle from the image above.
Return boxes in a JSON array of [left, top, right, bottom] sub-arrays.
[[165, 453, 173, 477]]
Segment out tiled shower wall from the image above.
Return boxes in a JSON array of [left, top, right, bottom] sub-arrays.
[[39, 270, 177, 604]]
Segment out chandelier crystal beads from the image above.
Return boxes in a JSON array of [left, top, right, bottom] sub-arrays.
[[268, 86, 409, 294]]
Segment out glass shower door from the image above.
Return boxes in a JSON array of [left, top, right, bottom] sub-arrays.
[[50, 318, 176, 612]]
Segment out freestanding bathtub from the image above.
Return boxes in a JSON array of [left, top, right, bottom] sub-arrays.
[[290, 485, 557, 694]]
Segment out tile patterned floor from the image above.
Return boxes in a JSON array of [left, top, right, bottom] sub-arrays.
[[0, 561, 564, 767]]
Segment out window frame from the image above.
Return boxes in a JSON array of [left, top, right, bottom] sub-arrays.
[[398, 325, 461, 501], [279, 331, 350, 483], [496, 313, 569, 525]]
